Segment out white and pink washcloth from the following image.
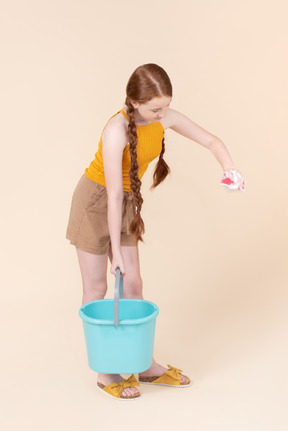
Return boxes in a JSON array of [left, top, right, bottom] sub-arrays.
[[221, 169, 245, 192]]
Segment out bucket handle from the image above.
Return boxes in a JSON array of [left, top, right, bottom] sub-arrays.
[[114, 267, 123, 326]]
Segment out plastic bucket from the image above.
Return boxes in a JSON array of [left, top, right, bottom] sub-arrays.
[[79, 268, 159, 374]]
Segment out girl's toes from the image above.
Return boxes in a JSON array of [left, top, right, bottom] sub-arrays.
[[122, 388, 131, 397], [122, 387, 137, 397], [129, 387, 139, 396], [181, 375, 190, 385], [180, 375, 185, 383]]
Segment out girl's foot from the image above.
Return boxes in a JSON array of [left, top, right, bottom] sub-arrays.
[[138, 361, 187, 384], [97, 373, 140, 398]]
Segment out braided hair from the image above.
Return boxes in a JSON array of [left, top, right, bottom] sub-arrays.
[[124, 63, 172, 243]]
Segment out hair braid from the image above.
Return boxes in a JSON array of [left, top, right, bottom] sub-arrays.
[[150, 135, 170, 190], [126, 100, 145, 242]]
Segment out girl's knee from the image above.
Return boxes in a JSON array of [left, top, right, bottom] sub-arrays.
[[123, 275, 143, 298], [82, 278, 108, 299]]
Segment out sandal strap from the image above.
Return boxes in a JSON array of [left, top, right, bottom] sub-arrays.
[[167, 364, 183, 376], [141, 364, 184, 385], [157, 364, 183, 385], [102, 374, 140, 398]]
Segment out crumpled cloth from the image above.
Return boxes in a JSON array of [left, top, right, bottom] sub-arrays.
[[102, 374, 140, 398], [221, 169, 245, 192]]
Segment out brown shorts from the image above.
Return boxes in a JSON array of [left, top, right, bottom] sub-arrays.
[[65, 174, 138, 255]]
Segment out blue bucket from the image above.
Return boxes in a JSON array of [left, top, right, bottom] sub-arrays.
[[79, 268, 159, 374]]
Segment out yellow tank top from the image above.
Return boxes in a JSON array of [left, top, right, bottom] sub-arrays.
[[84, 109, 165, 192]]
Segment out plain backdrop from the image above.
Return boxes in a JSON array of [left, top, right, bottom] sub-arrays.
[[1, 0, 287, 430]]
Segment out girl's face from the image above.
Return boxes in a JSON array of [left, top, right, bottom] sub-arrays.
[[131, 96, 172, 123]]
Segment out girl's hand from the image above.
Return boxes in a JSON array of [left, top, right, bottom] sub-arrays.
[[225, 167, 243, 180], [110, 251, 126, 277], [221, 168, 245, 191]]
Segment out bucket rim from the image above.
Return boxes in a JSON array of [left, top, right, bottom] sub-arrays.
[[78, 298, 159, 325]]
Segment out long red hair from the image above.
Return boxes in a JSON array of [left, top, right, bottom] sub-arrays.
[[124, 63, 172, 242]]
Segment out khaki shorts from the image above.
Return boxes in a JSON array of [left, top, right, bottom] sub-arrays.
[[65, 175, 138, 255]]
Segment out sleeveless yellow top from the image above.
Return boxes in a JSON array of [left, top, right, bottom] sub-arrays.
[[84, 109, 165, 192]]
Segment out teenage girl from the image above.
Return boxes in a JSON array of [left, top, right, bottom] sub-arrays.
[[66, 63, 244, 400]]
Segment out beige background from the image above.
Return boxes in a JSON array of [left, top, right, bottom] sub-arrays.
[[1, 0, 287, 429]]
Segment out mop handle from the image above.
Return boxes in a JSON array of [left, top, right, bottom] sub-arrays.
[[114, 267, 124, 326]]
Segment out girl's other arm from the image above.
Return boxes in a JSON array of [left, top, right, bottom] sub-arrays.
[[102, 120, 126, 255]]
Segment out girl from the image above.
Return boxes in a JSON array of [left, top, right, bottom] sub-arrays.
[[66, 63, 245, 400]]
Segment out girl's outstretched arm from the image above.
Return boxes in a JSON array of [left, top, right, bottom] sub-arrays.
[[164, 108, 240, 176]]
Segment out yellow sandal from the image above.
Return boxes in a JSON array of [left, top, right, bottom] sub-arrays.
[[97, 374, 141, 400], [138, 364, 191, 388]]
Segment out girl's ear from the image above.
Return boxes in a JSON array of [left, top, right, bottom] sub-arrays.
[[130, 100, 138, 109]]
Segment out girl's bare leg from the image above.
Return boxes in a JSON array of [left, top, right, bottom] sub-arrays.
[[111, 245, 187, 384]]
